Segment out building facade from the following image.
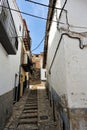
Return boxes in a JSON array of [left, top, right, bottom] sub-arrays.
[[20, 19, 32, 98], [44, 0, 87, 130], [0, 0, 32, 129], [31, 54, 41, 83], [31, 53, 46, 83]]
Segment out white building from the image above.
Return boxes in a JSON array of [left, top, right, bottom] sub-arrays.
[[44, 0, 87, 130], [0, 0, 24, 129]]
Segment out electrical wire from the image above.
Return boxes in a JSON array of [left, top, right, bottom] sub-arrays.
[[57, 0, 67, 27], [31, 35, 45, 52], [25, 0, 66, 11], [0, 5, 87, 29], [0, 5, 64, 24]]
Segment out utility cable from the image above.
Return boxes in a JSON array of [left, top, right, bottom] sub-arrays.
[[57, 0, 67, 27], [31, 35, 45, 52], [25, 0, 66, 11], [27, 0, 87, 30], [0, 5, 87, 29], [0, 5, 64, 24]]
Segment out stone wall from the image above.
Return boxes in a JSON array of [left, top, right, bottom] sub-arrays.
[[50, 87, 70, 130], [46, 84, 87, 130], [30, 68, 41, 84], [69, 108, 87, 130], [0, 90, 13, 130]]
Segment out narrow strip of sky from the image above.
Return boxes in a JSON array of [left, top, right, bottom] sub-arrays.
[[16, 0, 49, 54]]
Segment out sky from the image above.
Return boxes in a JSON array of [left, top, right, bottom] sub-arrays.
[[16, 0, 49, 54]]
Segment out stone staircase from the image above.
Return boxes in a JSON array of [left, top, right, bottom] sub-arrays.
[[17, 90, 38, 130]]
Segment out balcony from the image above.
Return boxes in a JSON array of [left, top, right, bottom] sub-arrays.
[[0, 0, 18, 54], [23, 19, 31, 51], [21, 53, 32, 72], [23, 37, 31, 51]]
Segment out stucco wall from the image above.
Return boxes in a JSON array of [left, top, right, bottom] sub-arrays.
[[0, 0, 23, 95], [64, 36, 87, 108], [0, 1, 24, 129], [47, 0, 87, 109], [47, 31, 67, 97], [0, 43, 12, 95], [0, 90, 13, 130]]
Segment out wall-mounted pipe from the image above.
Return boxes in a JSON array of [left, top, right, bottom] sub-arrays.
[[49, 33, 84, 74]]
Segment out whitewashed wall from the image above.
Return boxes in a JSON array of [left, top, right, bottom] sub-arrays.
[[0, 0, 23, 95], [64, 36, 87, 108], [47, 0, 87, 108]]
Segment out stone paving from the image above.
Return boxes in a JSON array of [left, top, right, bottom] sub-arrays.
[[4, 82, 58, 130], [37, 83, 58, 130]]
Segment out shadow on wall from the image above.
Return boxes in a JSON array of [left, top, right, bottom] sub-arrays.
[[0, 90, 13, 130]]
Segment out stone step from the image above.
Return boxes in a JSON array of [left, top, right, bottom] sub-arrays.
[[23, 109, 37, 113], [27, 99, 37, 101], [20, 115, 38, 119], [24, 106, 38, 109], [26, 100, 37, 102], [25, 104, 37, 107], [24, 107, 37, 111], [25, 103, 37, 106], [27, 97, 37, 99], [17, 124, 38, 130], [26, 101, 37, 104], [18, 118, 38, 125], [26, 102, 37, 104], [27, 98, 37, 100], [21, 113, 38, 117]]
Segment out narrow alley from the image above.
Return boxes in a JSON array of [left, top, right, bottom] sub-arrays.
[[1, 0, 87, 130], [4, 83, 58, 130]]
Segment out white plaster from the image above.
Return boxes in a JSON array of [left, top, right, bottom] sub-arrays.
[[0, 0, 23, 95], [64, 36, 87, 108], [47, 0, 87, 108]]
